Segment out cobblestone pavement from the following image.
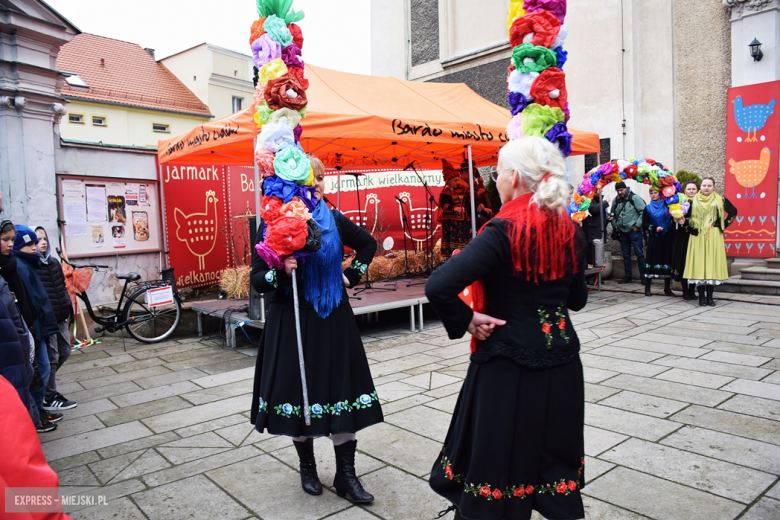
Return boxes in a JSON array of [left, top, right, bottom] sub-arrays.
[[44, 282, 780, 520]]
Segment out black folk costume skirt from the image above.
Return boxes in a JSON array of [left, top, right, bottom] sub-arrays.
[[644, 231, 674, 279], [670, 227, 690, 282], [249, 299, 383, 437], [429, 356, 585, 520]]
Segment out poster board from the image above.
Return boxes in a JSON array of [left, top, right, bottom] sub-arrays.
[[57, 175, 162, 259], [725, 80, 780, 258]]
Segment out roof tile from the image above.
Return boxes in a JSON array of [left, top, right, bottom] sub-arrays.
[[57, 33, 211, 116]]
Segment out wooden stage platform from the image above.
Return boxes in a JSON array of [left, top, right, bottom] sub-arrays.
[[192, 278, 430, 348]]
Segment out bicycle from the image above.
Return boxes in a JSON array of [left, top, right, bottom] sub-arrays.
[[59, 253, 182, 344]]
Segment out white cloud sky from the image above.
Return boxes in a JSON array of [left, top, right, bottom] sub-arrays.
[[45, 0, 371, 74]]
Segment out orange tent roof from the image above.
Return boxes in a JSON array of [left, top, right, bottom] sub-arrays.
[[158, 64, 598, 168]]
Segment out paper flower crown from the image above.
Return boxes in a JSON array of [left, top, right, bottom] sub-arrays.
[[250, 0, 321, 266], [570, 159, 686, 223], [505, 0, 572, 158]]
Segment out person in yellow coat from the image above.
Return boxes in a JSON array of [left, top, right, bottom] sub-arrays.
[[682, 177, 737, 306]]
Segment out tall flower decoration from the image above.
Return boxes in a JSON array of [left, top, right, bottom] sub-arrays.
[[506, 0, 571, 159], [250, 0, 316, 262]]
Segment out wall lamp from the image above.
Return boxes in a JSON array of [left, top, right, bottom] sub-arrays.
[[749, 38, 763, 62]]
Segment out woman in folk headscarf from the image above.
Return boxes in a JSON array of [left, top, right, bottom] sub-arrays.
[[250, 156, 382, 504], [682, 177, 737, 306], [642, 186, 675, 297], [426, 137, 588, 520]]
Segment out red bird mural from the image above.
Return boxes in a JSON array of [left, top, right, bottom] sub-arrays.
[[174, 190, 220, 270]]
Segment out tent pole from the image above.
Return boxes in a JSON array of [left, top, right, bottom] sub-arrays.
[[254, 138, 261, 221], [158, 164, 169, 269], [337, 170, 341, 210], [468, 145, 477, 239]]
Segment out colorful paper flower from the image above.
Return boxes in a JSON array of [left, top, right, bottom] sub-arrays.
[[253, 84, 266, 106], [255, 148, 276, 177], [266, 216, 307, 256], [561, 102, 570, 122], [256, 103, 274, 126], [508, 70, 538, 97], [264, 73, 308, 111], [281, 44, 304, 69], [293, 124, 303, 143], [545, 122, 572, 157], [258, 58, 288, 83], [288, 22, 304, 49], [280, 198, 309, 220], [520, 103, 565, 138], [509, 10, 561, 49], [287, 66, 309, 90], [523, 0, 567, 23], [268, 107, 302, 129], [251, 34, 281, 69], [507, 114, 524, 140], [263, 175, 297, 202], [512, 43, 558, 73], [296, 185, 317, 212], [249, 17, 266, 45], [555, 47, 568, 70], [261, 122, 295, 153], [255, 240, 284, 269], [530, 67, 567, 110], [260, 195, 284, 223], [508, 91, 529, 116], [552, 24, 568, 49], [507, 0, 527, 35], [263, 15, 293, 47], [274, 145, 311, 183]]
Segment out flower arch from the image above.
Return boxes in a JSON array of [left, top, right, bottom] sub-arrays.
[[570, 159, 687, 223]]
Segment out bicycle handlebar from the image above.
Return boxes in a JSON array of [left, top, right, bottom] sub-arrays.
[[56, 248, 109, 271]]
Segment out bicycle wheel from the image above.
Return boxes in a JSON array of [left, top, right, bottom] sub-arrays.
[[122, 287, 181, 343]]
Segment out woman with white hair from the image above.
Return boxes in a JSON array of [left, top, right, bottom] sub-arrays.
[[426, 137, 588, 520]]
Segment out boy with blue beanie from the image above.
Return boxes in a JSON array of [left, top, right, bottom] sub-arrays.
[[12, 226, 61, 426]]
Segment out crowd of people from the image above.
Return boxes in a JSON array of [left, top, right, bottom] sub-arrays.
[[0, 193, 77, 435], [575, 177, 736, 305]]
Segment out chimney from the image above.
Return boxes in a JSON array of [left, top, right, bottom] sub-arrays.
[[144, 48, 156, 59], [100, 58, 105, 69]]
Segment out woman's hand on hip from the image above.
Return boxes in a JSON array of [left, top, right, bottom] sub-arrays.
[[468, 312, 506, 341], [283, 257, 298, 277]]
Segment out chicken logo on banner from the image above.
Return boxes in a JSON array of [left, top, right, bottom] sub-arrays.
[[174, 190, 220, 270], [342, 193, 380, 234], [728, 147, 772, 199], [397, 191, 440, 248], [733, 96, 776, 142]]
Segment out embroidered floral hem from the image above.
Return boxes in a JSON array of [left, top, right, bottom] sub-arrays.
[[257, 391, 379, 418], [439, 451, 584, 501]]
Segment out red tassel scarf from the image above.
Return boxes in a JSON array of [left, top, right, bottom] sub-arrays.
[[469, 193, 580, 353]]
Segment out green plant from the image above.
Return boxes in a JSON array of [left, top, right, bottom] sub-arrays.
[[675, 170, 702, 188]]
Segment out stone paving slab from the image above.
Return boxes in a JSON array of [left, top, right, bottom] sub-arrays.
[[41, 284, 780, 519]]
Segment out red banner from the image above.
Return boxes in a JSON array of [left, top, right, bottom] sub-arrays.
[[725, 80, 780, 258], [160, 162, 233, 289], [160, 163, 446, 289], [323, 171, 443, 253]]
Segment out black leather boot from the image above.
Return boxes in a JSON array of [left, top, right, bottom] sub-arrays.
[[293, 438, 323, 496], [645, 278, 652, 296], [706, 285, 716, 306], [664, 278, 675, 296], [697, 286, 706, 306], [681, 279, 692, 300], [333, 440, 373, 503]]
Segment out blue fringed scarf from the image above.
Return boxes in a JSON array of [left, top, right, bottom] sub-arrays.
[[302, 200, 343, 318], [647, 199, 671, 234]]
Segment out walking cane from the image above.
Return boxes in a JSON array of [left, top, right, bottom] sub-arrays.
[[290, 268, 312, 426]]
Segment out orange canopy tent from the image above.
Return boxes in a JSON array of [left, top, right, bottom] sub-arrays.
[[157, 64, 599, 169]]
